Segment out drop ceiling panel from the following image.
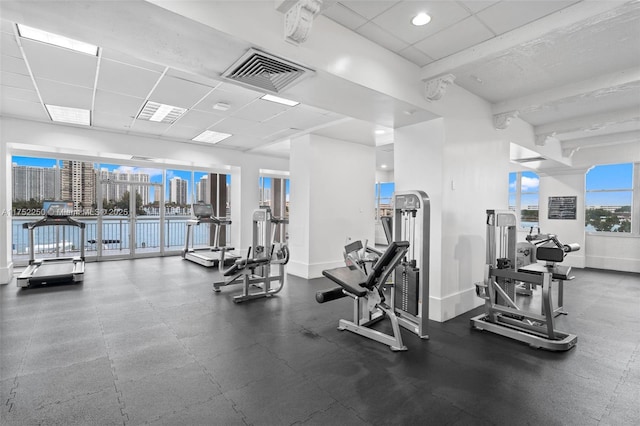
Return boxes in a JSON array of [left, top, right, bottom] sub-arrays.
[[129, 119, 172, 136], [36, 78, 93, 109], [174, 109, 223, 129], [372, 1, 471, 45], [101, 49, 166, 73], [262, 106, 340, 129], [215, 134, 258, 151], [98, 58, 161, 98], [476, 1, 579, 35], [162, 124, 202, 140], [339, 1, 400, 20], [21, 39, 97, 88], [322, 3, 368, 30], [458, 0, 500, 14], [92, 111, 135, 131], [1, 54, 29, 75], [211, 116, 281, 139], [166, 68, 222, 88], [414, 16, 494, 60], [148, 75, 213, 108], [397, 45, 433, 67], [94, 90, 144, 117], [355, 22, 409, 52], [0, 97, 47, 121], [1, 70, 36, 90], [2, 85, 39, 103], [231, 99, 289, 122], [192, 86, 261, 114], [1, 31, 22, 58]]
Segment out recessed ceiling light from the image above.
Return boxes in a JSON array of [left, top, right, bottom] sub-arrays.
[[213, 102, 231, 111], [381, 164, 388, 169], [137, 101, 187, 124], [192, 130, 232, 144], [261, 94, 299, 107], [16, 24, 99, 56], [411, 12, 431, 26], [45, 105, 90, 126], [375, 129, 386, 135]]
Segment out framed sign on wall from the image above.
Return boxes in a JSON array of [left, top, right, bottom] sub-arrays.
[[548, 196, 577, 220]]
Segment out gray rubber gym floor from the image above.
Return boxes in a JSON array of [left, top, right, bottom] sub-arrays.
[[1, 257, 638, 425]]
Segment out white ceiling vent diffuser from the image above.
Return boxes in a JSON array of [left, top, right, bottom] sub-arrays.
[[221, 48, 314, 93]]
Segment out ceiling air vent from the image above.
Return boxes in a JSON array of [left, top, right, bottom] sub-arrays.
[[221, 48, 314, 93], [513, 156, 547, 163]]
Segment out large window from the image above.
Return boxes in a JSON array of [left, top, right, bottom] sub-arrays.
[[586, 163, 636, 233], [508, 171, 539, 229], [375, 182, 394, 219]]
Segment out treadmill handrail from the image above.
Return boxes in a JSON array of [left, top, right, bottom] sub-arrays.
[[23, 215, 86, 229]]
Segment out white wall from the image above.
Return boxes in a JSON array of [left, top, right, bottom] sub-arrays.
[[537, 170, 588, 268], [585, 234, 640, 273], [395, 92, 514, 321], [288, 134, 375, 279], [0, 117, 288, 283]]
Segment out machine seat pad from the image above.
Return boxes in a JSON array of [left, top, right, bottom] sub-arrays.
[[518, 263, 573, 281], [223, 257, 271, 276], [322, 266, 368, 297]]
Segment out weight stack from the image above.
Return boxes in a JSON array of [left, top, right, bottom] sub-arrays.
[[395, 264, 419, 316]]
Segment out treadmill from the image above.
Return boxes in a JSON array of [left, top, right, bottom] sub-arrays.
[[17, 201, 85, 288], [182, 202, 240, 267]]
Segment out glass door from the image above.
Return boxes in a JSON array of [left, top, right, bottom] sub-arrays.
[[96, 178, 132, 259], [132, 181, 163, 257]]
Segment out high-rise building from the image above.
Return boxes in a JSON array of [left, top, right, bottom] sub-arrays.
[[169, 177, 188, 205], [12, 164, 60, 202], [99, 168, 151, 206], [196, 175, 210, 204], [60, 161, 96, 210]]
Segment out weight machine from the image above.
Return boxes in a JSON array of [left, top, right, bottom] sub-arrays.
[[470, 210, 580, 351], [213, 207, 289, 303]]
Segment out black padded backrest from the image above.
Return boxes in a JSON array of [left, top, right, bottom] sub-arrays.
[[364, 241, 409, 289]]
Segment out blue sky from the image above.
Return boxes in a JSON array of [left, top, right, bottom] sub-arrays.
[[12, 156, 633, 206]]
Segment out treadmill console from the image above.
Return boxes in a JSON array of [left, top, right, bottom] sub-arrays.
[[192, 203, 214, 219], [44, 201, 75, 218]]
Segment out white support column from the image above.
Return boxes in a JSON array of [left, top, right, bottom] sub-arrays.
[[288, 134, 375, 279], [1, 141, 13, 285]]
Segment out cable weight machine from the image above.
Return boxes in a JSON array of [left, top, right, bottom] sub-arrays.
[[392, 190, 430, 339]]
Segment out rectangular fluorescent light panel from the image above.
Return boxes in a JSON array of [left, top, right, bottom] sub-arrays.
[[45, 105, 90, 126], [261, 94, 299, 107], [17, 24, 98, 56], [137, 101, 187, 124], [192, 130, 232, 144]]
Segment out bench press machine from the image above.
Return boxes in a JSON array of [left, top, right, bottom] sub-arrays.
[[471, 210, 580, 351], [213, 207, 289, 303], [318, 241, 411, 351]]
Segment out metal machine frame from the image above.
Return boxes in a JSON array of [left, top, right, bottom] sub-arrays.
[[470, 210, 579, 351], [319, 241, 411, 351], [17, 201, 85, 288], [392, 190, 430, 339], [213, 207, 289, 303], [182, 202, 239, 267]]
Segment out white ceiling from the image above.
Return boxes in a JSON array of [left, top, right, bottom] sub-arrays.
[[1, 0, 639, 171]]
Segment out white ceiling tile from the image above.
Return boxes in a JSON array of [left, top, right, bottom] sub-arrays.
[[193, 85, 262, 114], [232, 99, 289, 122], [148, 75, 213, 108], [356, 22, 409, 53], [372, 1, 471, 45], [210, 116, 281, 139], [1, 31, 22, 58], [1, 54, 29, 75], [1, 71, 33, 90], [92, 111, 134, 131], [162, 125, 203, 140], [129, 119, 172, 136], [97, 58, 161, 98], [94, 90, 144, 117], [0, 97, 47, 121], [215, 134, 260, 151], [100, 49, 166, 73], [174, 109, 223, 129], [339, 1, 400, 20], [166, 68, 221, 88], [323, 3, 368, 30], [36, 78, 93, 109], [262, 105, 341, 129], [476, 1, 579, 35], [414, 16, 494, 60], [457, 0, 500, 14], [1, 85, 40, 103], [21, 39, 97, 89], [397, 45, 433, 67]]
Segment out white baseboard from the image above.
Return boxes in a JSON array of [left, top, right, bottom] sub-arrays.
[[0, 263, 14, 285], [586, 255, 640, 274], [288, 260, 345, 279], [429, 286, 483, 322]]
